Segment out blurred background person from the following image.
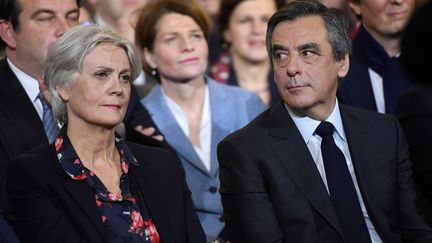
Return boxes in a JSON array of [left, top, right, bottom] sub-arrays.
[[7, 24, 205, 243], [197, 0, 222, 65], [211, 0, 281, 107], [337, 0, 415, 114], [396, 1, 432, 227], [135, 0, 265, 241], [88, 0, 148, 43]]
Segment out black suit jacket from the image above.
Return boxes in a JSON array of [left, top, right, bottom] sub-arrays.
[[6, 142, 205, 243], [396, 85, 432, 226], [217, 101, 432, 243], [0, 58, 170, 208], [337, 37, 378, 112]]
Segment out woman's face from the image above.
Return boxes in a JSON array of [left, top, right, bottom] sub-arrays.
[[144, 13, 209, 83], [224, 0, 277, 63], [59, 43, 132, 128]]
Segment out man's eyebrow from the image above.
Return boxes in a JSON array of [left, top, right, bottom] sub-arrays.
[[272, 44, 287, 52], [298, 42, 320, 51], [66, 8, 80, 16]]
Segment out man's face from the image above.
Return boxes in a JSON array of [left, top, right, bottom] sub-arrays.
[[349, 0, 415, 39], [271, 16, 349, 119], [9, 0, 79, 79]]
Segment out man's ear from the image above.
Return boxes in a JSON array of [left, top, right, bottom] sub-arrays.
[[348, 0, 362, 17], [143, 47, 158, 69], [0, 20, 17, 49], [337, 54, 350, 78]]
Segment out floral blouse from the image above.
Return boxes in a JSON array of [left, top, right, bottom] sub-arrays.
[[55, 126, 160, 243]]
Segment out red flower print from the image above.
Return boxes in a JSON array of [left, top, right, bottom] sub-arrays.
[[72, 173, 86, 180], [73, 159, 80, 165], [95, 194, 102, 207], [124, 195, 137, 204], [108, 192, 120, 201], [121, 161, 129, 173], [144, 219, 160, 243], [55, 137, 63, 152], [90, 171, 95, 176], [129, 211, 145, 234], [120, 149, 125, 155], [101, 215, 107, 223]]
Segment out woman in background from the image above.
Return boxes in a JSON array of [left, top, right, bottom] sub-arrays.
[[6, 25, 204, 243], [211, 0, 281, 106], [135, 0, 265, 241]]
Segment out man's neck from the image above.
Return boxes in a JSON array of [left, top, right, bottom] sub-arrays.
[[6, 51, 42, 80]]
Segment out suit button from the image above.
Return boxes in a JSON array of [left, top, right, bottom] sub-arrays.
[[209, 186, 218, 193]]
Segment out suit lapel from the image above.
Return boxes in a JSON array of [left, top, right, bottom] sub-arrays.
[[129, 164, 174, 242], [53, 158, 106, 240], [268, 102, 345, 239], [146, 86, 211, 175], [340, 106, 383, 225], [0, 60, 47, 155], [209, 80, 228, 177]]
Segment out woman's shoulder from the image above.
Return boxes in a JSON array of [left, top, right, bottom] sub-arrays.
[[10, 144, 55, 172], [126, 142, 180, 168]]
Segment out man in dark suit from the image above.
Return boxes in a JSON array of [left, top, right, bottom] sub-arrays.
[[217, 1, 432, 242], [0, 0, 169, 209], [337, 0, 414, 114]]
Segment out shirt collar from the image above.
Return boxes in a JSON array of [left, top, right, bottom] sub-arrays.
[[7, 58, 40, 103], [285, 100, 346, 144], [55, 126, 139, 181]]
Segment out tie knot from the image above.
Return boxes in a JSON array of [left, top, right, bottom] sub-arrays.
[[315, 121, 334, 137]]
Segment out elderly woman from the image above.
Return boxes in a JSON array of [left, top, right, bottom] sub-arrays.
[[6, 25, 205, 243], [135, 0, 265, 241], [211, 0, 281, 107]]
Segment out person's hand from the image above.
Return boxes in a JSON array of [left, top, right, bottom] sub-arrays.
[[134, 125, 164, 142], [38, 78, 52, 105]]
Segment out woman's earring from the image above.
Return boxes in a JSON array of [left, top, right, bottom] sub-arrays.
[[151, 69, 157, 76]]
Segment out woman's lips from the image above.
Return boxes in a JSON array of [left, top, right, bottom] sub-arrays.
[[179, 57, 199, 64], [103, 104, 121, 110]]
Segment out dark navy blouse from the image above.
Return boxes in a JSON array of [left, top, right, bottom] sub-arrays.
[[55, 127, 160, 243]]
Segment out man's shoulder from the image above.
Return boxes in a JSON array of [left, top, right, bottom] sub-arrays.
[[340, 104, 398, 131], [222, 107, 272, 143]]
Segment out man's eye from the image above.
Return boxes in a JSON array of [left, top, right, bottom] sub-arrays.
[[274, 51, 287, 61], [36, 15, 55, 22], [301, 50, 319, 63]]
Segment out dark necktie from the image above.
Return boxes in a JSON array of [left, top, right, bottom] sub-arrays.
[[315, 121, 372, 243], [38, 93, 59, 144]]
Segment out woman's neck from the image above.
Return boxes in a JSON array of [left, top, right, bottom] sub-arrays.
[[66, 120, 118, 168], [161, 76, 206, 110]]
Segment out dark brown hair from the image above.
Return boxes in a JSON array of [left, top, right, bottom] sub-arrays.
[[135, 0, 211, 75]]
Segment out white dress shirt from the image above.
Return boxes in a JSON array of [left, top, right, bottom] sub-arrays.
[[285, 101, 382, 243], [163, 87, 212, 172]]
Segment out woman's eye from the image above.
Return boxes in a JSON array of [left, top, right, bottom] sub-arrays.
[[95, 72, 108, 79], [120, 74, 131, 83]]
